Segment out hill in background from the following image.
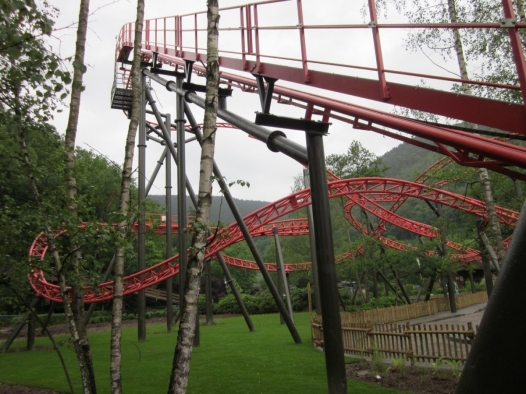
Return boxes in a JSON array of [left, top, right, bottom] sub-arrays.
[[148, 195, 269, 225], [382, 138, 440, 181], [149, 139, 441, 227]]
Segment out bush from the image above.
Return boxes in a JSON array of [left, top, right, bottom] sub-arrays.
[[290, 288, 308, 312], [215, 294, 241, 314]]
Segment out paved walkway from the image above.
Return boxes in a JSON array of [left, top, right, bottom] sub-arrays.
[[407, 302, 487, 327]]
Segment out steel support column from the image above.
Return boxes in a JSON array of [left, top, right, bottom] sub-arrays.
[[305, 130, 346, 394], [216, 253, 255, 332], [147, 70, 302, 343], [165, 113, 174, 333], [146, 147, 168, 196], [183, 99, 301, 343], [276, 258, 285, 325], [204, 258, 213, 325], [1, 297, 40, 353], [144, 71, 308, 165], [274, 227, 294, 325], [185, 100, 254, 332], [137, 70, 147, 343], [303, 169, 322, 315], [456, 199, 526, 393]]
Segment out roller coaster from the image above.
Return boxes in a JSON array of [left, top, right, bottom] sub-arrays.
[[27, 1, 526, 392]]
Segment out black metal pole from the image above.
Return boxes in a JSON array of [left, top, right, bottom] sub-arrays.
[[274, 227, 294, 324], [41, 302, 56, 335], [275, 229, 285, 325], [144, 71, 308, 166], [1, 297, 40, 353], [205, 258, 214, 325], [304, 169, 322, 315], [305, 130, 347, 394], [456, 199, 526, 393], [183, 100, 300, 342], [165, 113, 174, 333], [146, 147, 168, 196], [27, 311, 36, 351], [144, 90, 198, 209], [424, 276, 435, 302], [137, 69, 147, 343], [216, 253, 255, 332]]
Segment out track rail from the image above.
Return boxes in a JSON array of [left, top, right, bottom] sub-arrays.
[[29, 178, 518, 303]]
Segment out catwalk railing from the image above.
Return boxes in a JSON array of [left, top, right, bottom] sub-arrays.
[[311, 291, 487, 365]]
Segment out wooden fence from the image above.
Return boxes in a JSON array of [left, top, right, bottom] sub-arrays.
[[340, 291, 487, 326], [313, 320, 477, 365], [311, 291, 486, 365]]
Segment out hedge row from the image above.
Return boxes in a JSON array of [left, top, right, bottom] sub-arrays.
[[199, 288, 310, 315]]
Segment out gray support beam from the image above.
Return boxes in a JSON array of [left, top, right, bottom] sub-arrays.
[[41, 302, 56, 335], [137, 70, 147, 342], [165, 113, 174, 333], [144, 71, 308, 166], [145, 70, 303, 342], [183, 100, 301, 344], [204, 258, 214, 325], [216, 253, 255, 332], [303, 169, 322, 315], [144, 95, 198, 209], [456, 199, 526, 394], [276, 259, 285, 325], [146, 147, 168, 196], [274, 227, 294, 325], [305, 130, 346, 394], [27, 311, 36, 351], [1, 297, 40, 353]]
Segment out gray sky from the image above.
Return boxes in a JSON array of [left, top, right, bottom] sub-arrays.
[[47, 0, 458, 202]]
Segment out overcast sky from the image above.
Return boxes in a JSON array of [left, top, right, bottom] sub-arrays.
[[47, 0, 458, 203]]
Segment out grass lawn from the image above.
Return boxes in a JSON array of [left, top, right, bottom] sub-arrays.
[[0, 312, 408, 393]]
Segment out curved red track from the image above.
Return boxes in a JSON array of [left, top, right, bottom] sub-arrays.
[[30, 1, 526, 302], [29, 177, 518, 303]]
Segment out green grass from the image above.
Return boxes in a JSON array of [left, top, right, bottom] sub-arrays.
[[0, 313, 408, 393]]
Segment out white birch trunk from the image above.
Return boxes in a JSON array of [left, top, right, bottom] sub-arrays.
[[448, 0, 506, 266], [110, 1, 145, 393], [167, 1, 220, 393], [63, 1, 97, 392]]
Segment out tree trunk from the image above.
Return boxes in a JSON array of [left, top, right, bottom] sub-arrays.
[[63, 2, 97, 392], [364, 270, 370, 303], [448, 0, 506, 266], [468, 268, 475, 293], [447, 275, 457, 313], [110, 1, 145, 393], [372, 269, 378, 299], [17, 123, 94, 394], [167, 2, 220, 392]]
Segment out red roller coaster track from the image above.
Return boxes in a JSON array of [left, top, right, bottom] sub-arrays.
[[29, 0, 526, 304], [29, 176, 518, 303]]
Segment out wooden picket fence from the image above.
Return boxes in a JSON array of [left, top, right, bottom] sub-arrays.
[[312, 320, 477, 365], [339, 291, 487, 326], [311, 291, 486, 365]]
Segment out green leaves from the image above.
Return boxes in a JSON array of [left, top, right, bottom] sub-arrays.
[[72, 60, 87, 74], [326, 140, 389, 179]]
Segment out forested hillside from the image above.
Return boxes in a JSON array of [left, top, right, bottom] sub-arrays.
[[382, 139, 440, 181], [148, 195, 270, 225]]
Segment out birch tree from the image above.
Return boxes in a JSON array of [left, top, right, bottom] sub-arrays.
[[375, 0, 509, 265], [61, 1, 99, 392], [110, 1, 145, 393], [1, 0, 98, 392], [167, 1, 220, 392]]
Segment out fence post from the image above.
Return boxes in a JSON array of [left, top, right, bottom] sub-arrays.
[[406, 321, 414, 366]]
